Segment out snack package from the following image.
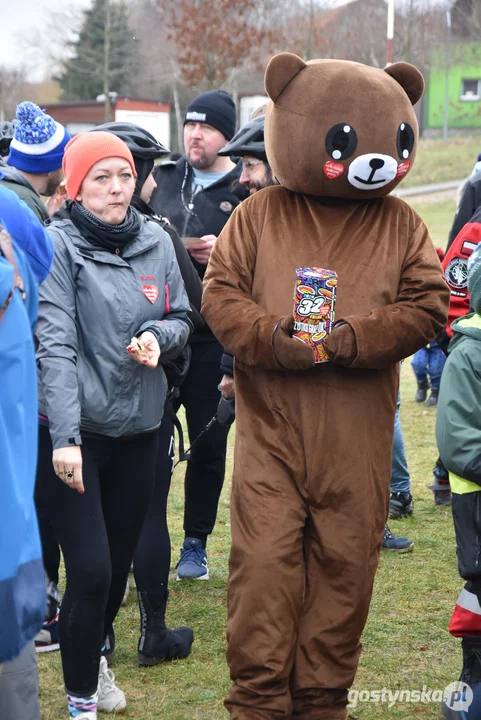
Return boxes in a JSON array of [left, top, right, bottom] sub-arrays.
[[292, 267, 338, 363]]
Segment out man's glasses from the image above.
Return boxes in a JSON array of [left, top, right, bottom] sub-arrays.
[[241, 159, 264, 174]]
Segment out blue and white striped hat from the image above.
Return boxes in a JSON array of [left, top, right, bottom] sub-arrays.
[[7, 102, 70, 174]]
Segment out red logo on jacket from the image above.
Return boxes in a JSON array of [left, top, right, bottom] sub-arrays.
[[142, 285, 159, 304]]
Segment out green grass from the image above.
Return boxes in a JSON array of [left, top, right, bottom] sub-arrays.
[[403, 134, 481, 188], [39, 197, 463, 718], [408, 197, 456, 249]]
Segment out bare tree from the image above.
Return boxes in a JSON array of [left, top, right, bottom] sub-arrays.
[[0, 66, 27, 121]]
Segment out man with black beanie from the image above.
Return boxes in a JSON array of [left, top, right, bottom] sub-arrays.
[[150, 90, 242, 580]]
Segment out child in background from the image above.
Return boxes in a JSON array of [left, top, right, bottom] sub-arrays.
[[411, 247, 447, 407], [436, 244, 481, 719]]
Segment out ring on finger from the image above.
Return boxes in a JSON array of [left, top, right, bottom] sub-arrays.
[[65, 470, 74, 480]]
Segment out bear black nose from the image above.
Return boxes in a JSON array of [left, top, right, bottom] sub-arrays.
[[369, 158, 385, 171]]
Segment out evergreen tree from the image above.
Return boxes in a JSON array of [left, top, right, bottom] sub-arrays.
[[58, 0, 138, 102]]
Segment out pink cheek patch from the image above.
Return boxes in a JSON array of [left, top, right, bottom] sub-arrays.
[[323, 161, 345, 179], [396, 161, 411, 178]]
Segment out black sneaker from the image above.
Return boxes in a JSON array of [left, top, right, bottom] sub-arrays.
[[389, 492, 414, 519], [415, 380, 429, 402], [382, 525, 414, 553]]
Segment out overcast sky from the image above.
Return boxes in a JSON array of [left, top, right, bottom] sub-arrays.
[[1, 0, 90, 79], [2, 0, 450, 81]]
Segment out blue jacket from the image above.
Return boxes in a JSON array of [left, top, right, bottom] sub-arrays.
[[0, 175, 54, 283], [0, 197, 45, 663]]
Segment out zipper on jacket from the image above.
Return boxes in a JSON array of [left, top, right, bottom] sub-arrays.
[[115, 248, 120, 255], [475, 493, 480, 569]]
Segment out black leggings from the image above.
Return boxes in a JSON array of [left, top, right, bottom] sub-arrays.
[[176, 341, 230, 546], [36, 425, 157, 696], [133, 409, 175, 603]]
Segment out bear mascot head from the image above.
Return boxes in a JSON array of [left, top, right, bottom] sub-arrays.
[[264, 53, 424, 199]]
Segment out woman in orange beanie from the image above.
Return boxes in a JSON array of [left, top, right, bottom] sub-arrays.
[[34, 131, 191, 719]]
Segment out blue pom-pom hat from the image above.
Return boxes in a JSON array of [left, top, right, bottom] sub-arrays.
[[8, 102, 71, 174]]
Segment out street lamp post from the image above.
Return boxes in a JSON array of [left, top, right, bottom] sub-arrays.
[[443, 10, 452, 141], [386, 0, 395, 66]]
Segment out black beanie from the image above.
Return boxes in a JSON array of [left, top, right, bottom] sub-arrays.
[[184, 90, 236, 141]]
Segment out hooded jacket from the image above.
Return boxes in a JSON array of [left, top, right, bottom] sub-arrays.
[[448, 173, 481, 251], [36, 211, 191, 450], [0, 159, 49, 223], [442, 204, 481, 337], [0, 178, 53, 283], [436, 312, 481, 495], [0, 236, 45, 663]]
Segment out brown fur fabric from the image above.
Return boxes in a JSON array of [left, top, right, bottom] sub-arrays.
[[202, 53, 449, 720]]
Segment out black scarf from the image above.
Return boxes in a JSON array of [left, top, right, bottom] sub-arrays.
[[70, 201, 142, 254]]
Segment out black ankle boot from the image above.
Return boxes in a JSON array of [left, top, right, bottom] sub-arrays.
[[415, 379, 429, 402], [137, 590, 194, 667], [442, 636, 481, 718]]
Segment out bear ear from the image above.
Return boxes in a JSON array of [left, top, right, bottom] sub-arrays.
[[265, 52, 307, 103], [384, 62, 424, 106]]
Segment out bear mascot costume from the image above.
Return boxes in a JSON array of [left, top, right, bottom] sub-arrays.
[[202, 53, 450, 720]]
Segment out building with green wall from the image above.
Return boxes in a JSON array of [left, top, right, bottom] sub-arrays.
[[425, 43, 481, 131]]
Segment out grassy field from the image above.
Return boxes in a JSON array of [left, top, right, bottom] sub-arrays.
[[408, 195, 456, 250], [38, 197, 463, 719], [403, 133, 481, 188]]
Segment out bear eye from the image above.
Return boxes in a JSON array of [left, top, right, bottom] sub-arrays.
[[325, 123, 358, 161], [397, 123, 415, 160]]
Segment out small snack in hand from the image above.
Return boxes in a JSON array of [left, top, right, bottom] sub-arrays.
[[130, 336, 145, 352]]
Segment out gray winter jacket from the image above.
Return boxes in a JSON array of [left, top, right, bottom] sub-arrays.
[[36, 213, 191, 449]]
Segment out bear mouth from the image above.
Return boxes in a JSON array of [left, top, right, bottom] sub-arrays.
[[353, 176, 386, 185], [347, 154, 398, 191]]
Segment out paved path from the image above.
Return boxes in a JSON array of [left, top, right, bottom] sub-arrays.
[[393, 179, 463, 198]]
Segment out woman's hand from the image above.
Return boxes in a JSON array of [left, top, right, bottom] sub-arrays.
[[186, 234, 216, 265], [52, 446, 84, 494], [127, 331, 161, 368]]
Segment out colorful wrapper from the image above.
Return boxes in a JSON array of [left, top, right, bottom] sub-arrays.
[[292, 267, 338, 363]]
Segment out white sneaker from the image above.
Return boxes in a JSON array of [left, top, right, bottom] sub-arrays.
[[74, 714, 96, 719], [97, 656, 126, 713]]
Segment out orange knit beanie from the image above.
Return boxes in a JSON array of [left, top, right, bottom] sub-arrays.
[[62, 131, 137, 200]]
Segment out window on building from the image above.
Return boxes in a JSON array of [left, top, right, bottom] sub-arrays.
[[461, 79, 481, 101]]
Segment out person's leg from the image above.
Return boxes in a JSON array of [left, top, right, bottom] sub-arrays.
[[425, 346, 447, 406], [36, 425, 111, 712], [389, 393, 413, 520], [177, 340, 230, 578], [225, 447, 307, 720], [427, 347, 447, 392], [101, 431, 158, 638], [133, 413, 193, 665], [291, 498, 386, 719], [0, 643, 40, 720], [390, 395, 411, 495], [443, 492, 481, 719], [411, 348, 429, 402]]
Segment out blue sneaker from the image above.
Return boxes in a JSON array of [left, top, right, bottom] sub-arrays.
[[382, 525, 414, 553], [176, 538, 209, 580]]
